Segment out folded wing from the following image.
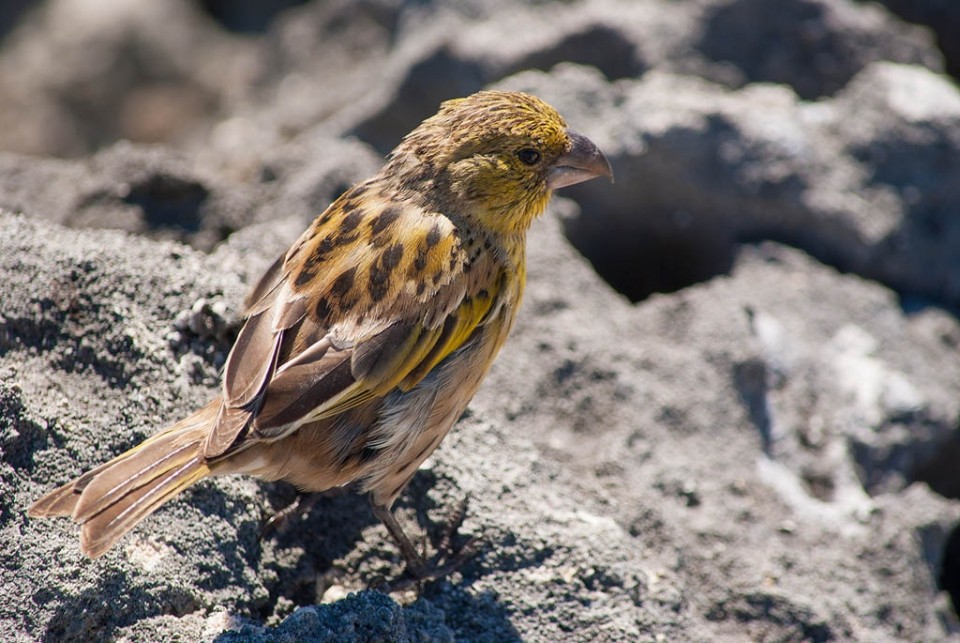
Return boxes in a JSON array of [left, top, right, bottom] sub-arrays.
[[203, 188, 502, 459]]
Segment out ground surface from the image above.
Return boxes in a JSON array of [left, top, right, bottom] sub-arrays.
[[2, 1, 960, 641]]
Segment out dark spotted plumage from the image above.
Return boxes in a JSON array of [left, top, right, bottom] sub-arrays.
[[330, 268, 356, 298], [370, 206, 402, 235], [340, 207, 363, 233], [426, 223, 442, 247]]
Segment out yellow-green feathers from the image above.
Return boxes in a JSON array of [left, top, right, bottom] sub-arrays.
[[386, 90, 572, 235]]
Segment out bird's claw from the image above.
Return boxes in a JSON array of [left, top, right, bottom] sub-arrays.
[[372, 494, 483, 592], [259, 492, 321, 539]]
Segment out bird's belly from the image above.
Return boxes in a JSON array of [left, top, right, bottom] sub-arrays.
[[360, 321, 505, 506], [223, 314, 510, 503]]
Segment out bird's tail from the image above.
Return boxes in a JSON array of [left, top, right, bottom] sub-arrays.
[[28, 400, 220, 558]]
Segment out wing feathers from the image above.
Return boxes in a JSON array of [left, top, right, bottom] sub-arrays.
[[221, 310, 283, 411], [254, 357, 358, 431], [243, 251, 286, 315], [351, 321, 421, 384], [203, 194, 502, 456], [205, 404, 253, 458], [209, 289, 311, 457], [206, 313, 286, 457]]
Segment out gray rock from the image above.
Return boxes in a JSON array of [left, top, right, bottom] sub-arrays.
[[694, 0, 942, 98], [875, 0, 960, 78], [4, 206, 958, 640], [2, 0, 960, 640], [0, 0, 256, 158], [216, 592, 453, 642], [498, 60, 960, 307], [0, 144, 259, 251]]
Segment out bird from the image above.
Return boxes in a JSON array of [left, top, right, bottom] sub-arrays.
[[28, 90, 613, 579]]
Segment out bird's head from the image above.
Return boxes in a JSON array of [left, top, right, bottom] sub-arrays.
[[387, 91, 613, 236]]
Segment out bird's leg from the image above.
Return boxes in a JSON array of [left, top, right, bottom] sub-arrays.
[[370, 495, 480, 583], [371, 499, 430, 578]]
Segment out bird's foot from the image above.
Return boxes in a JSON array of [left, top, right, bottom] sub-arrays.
[[371, 495, 482, 591], [260, 492, 322, 538]]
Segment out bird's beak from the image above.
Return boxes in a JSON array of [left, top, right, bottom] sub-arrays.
[[546, 130, 614, 190]]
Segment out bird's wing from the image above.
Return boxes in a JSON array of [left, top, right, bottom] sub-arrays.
[[203, 188, 502, 458]]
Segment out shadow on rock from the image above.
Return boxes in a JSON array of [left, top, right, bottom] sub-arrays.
[[213, 586, 521, 642], [40, 569, 199, 643]]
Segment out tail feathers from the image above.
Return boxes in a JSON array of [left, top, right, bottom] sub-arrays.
[[29, 401, 218, 558], [79, 454, 209, 558]]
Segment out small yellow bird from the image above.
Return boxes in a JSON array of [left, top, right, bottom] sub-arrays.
[[29, 90, 612, 578]]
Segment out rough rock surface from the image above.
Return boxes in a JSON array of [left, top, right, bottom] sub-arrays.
[[2, 0, 960, 641]]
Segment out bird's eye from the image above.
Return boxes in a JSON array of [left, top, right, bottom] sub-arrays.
[[517, 148, 541, 165]]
